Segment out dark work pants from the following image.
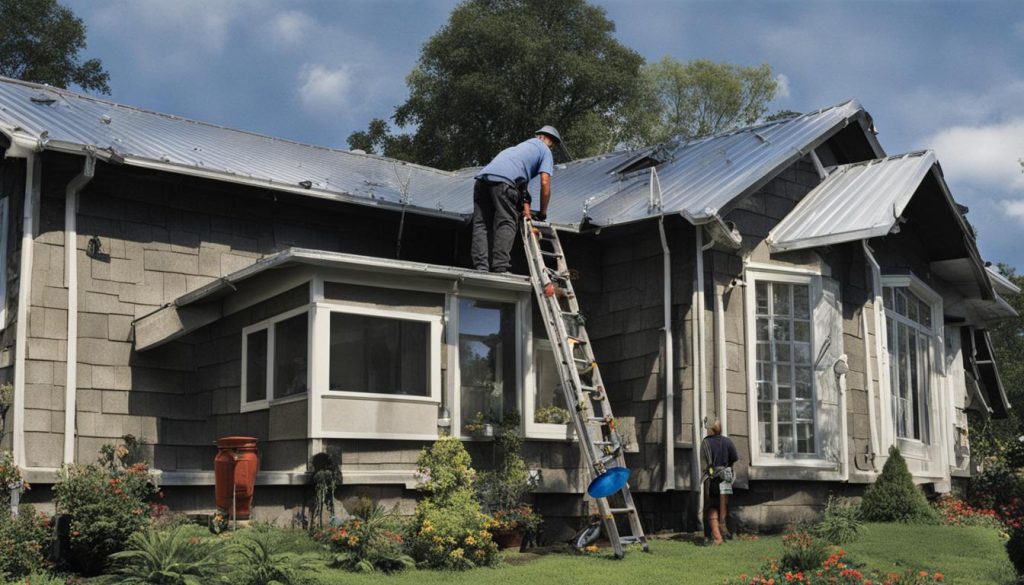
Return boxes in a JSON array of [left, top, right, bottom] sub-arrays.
[[471, 179, 520, 272]]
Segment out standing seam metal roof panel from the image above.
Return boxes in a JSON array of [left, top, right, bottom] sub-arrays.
[[767, 151, 936, 252], [0, 76, 866, 231]]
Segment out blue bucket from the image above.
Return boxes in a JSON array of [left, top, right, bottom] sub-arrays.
[[587, 467, 630, 498]]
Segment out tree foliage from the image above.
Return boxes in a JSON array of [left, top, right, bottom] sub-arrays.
[[637, 57, 778, 144], [349, 0, 645, 168], [974, 264, 1024, 450], [0, 0, 110, 94]]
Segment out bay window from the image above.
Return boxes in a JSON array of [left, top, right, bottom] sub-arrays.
[[883, 284, 937, 443]]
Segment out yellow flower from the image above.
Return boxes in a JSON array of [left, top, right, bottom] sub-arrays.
[[433, 535, 443, 544], [465, 535, 476, 545], [450, 547, 465, 559]]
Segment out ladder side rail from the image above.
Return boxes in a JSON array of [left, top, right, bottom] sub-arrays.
[[520, 221, 636, 556]]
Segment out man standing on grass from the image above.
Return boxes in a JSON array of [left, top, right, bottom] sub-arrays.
[[471, 126, 560, 273], [702, 418, 739, 545]]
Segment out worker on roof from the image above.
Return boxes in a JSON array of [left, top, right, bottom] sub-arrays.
[[471, 125, 560, 273]]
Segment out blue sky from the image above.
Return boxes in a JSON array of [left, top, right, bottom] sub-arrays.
[[65, 0, 1024, 269]]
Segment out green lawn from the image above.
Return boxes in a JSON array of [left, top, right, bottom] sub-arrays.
[[299, 523, 1016, 585]]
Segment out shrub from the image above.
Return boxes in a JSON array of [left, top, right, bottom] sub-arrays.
[[320, 497, 413, 573], [779, 530, 830, 572], [860, 446, 937, 523], [932, 495, 1002, 529], [408, 435, 498, 569], [814, 495, 862, 545], [103, 525, 228, 585], [475, 412, 542, 540], [231, 527, 308, 585], [0, 505, 53, 578], [728, 548, 946, 585], [0, 449, 28, 510], [1008, 526, 1024, 578], [967, 461, 1024, 530], [52, 444, 160, 574]]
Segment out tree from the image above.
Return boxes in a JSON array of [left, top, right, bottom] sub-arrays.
[[349, 0, 645, 169], [0, 0, 110, 94], [639, 57, 778, 144], [990, 265, 1024, 418]]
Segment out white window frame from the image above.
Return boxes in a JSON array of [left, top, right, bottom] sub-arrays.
[[524, 338, 575, 440], [240, 305, 312, 413], [881, 274, 943, 456], [318, 301, 442, 404], [451, 288, 527, 441], [0, 197, 8, 327], [745, 265, 833, 468]]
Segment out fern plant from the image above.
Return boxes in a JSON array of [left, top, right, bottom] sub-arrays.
[[103, 525, 228, 585], [231, 529, 307, 585], [814, 495, 862, 545], [323, 497, 414, 573]]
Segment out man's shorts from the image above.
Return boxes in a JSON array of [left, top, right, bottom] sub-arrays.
[[719, 467, 735, 495]]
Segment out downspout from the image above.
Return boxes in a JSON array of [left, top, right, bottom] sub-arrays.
[[657, 217, 674, 491], [693, 227, 713, 521], [63, 154, 96, 464], [714, 281, 727, 436], [12, 151, 40, 468], [861, 241, 883, 461]]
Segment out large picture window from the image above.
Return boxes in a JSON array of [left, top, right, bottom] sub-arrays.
[[884, 285, 935, 442], [754, 280, 815, 456], [328, 312, 429, 397], [241, 307, 310, 411]]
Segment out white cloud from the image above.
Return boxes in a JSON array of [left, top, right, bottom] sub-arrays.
[[1003, 199, 1024, 222], [297, 64, 353, 112], [268, 11, 315, 46], [774, 73, 791, 100], [925, 118, 1024, 190]]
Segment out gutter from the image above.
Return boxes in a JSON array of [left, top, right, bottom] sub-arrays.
[[62, 154, 96, 464], [11, 150, 40, 467], [657, 216, 674, 491]]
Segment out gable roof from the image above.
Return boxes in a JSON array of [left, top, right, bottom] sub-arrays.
[[767, 151, 937, 252], [0, 76, 873, 231]]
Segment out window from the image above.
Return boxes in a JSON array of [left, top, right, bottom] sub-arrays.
[[275, 313, 309, 397], [528, 340, 571, 431], [241, 308, 310, 411], [883, 285, 935, 442], [459, 298, 517, 435], [754, 280, 815, 455], [244, 329, 268, 403], [328, 311, 429, 397]]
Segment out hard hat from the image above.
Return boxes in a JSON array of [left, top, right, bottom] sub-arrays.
[[535, 125, 562, 144]]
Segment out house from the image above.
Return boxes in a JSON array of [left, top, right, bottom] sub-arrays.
[[0, 76, 1014, 534]]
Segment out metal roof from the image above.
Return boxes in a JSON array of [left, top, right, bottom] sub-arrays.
[[767, 151, 936, 252], [0, 76, 869, 230]]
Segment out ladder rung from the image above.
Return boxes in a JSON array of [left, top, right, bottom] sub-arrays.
[[608, 508, 636, 515], [541, 250, 562, 258], [567, 335, 587, 344], [592, 441, 614, 446], [586, 416, 612, 423], [619, 536, 646, 544]]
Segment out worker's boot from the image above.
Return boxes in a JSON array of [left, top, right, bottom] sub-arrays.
[[719, 519, 733, 541]]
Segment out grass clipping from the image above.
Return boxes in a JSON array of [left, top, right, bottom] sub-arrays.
[[860, 446, 937, 523]]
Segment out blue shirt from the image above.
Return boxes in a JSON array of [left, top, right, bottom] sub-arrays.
[[477, 137, 554, 185]]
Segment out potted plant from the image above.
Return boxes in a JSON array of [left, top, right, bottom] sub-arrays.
[[534, 405, 571, 425], [477, 411, 542, 549], [464, 411, 496, 438]]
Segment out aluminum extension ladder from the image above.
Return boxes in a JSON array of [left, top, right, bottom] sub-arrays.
[[521, 218, 649, 558]]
